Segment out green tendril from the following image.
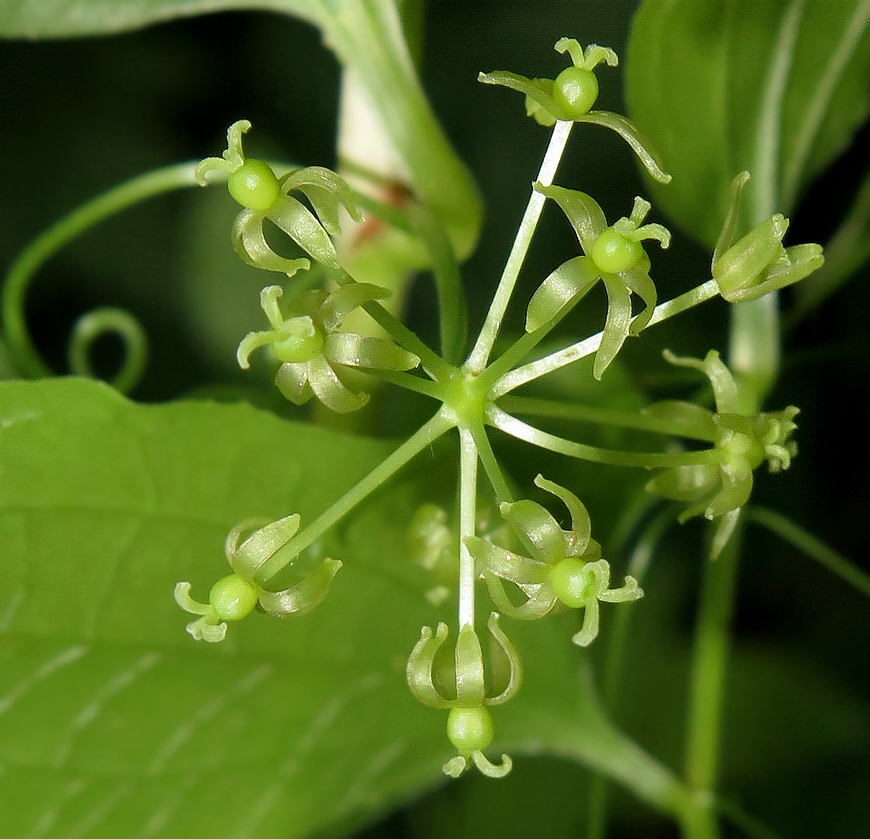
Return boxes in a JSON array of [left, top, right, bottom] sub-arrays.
[[68, 308, 148, 394], [3, 162, 201, 387]]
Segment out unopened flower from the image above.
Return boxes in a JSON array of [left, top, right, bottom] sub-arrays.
[[712, 171, 824, 302]]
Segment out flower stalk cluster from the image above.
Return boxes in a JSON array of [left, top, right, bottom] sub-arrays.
[[174, 36, 823, 780]]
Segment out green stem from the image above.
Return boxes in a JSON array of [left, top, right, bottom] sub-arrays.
[[409, 202, 467, 365], [748, 506, 870, 597], [497, 395, 718, 442], [365, 368, 443, 400], [492, 279, 719, 397], [486, 406, 719, 468], [681, 521, 743, 839], [457, 426, 479, 627], [467, 120, 573, 372], [467, 420, 513, 505], [587, 504, 677, 839], [256, 410, 455, 582], [334, 267, 454, 380], [3, 162, 202, 379]]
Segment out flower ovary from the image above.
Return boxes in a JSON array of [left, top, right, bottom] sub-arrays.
[[447, 706, 495, 756], [591, 227, 643, 274], [548, 556, 592, 608], [552, 66, 599, 118], [227, 159, 281, 211], [272, 317, 325, 364], [209, 574, 259, 622]]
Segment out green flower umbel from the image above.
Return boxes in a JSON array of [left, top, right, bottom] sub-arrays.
[[526, 185, 670, 378], [406, 613, 522, 778], [238, 284, 420, 413], [467, 476, 642, 647], [646, 349, 799, 557], [174, 514, 342, 642]]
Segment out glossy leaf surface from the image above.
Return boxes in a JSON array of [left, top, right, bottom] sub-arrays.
[[0, 378, 684, 838]]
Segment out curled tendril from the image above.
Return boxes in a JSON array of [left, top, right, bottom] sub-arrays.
[[3, 162, 201, 391], [68, 308, 148, 394]]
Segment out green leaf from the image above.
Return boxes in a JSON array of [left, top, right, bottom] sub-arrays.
[[626, 0, 870, 243], [0, 0, 482, 261], [0, 379, 685, 838]]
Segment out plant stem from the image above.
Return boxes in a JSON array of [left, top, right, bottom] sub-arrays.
[[497, 395, 718, 441], [365, 368, 443, 400], [409, 202, 467, 365], [749, 506, 870, 597], [333, 267, 455, 380], [256, 410, 455, 582], [681, 522, 743, 839], [457, 426, 479, 628], [487, 406, 719, 468], [467, 421, 513, 505], [492, 279, 719, 396], [466, 120, 573, 372]]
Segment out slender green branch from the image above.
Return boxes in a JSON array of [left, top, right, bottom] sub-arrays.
[[486, 406, 719, 468], [681, 521, 744, 839], [497, 395, 718, 442], [409, 203, 467, 365], [492, 280, 719, 397], [457, 426, 479, 627], [330, 267, 453, 380], [467, 120, 573, 372], [467, 420, 513, 505], [257, 410, 455, 582], [364, 368, 443, 400], [748, 506, 870, 597], [587, 504, 677, 839], [3, 161, 202, 379]]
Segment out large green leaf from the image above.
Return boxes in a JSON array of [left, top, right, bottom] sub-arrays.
[[626, 0, 870, 242], [0, 379, 685, 838], [0, 0, 481, 261]]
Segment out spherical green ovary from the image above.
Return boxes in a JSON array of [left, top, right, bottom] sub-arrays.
[[591, 228, 643, 274], [549, 557, 591, 609], [552, 66, 599, 119], [209, 574, 259, 622], [447, 706, 494, 756], [273, 319, 324, 364], [227, 159, 280, 211]]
